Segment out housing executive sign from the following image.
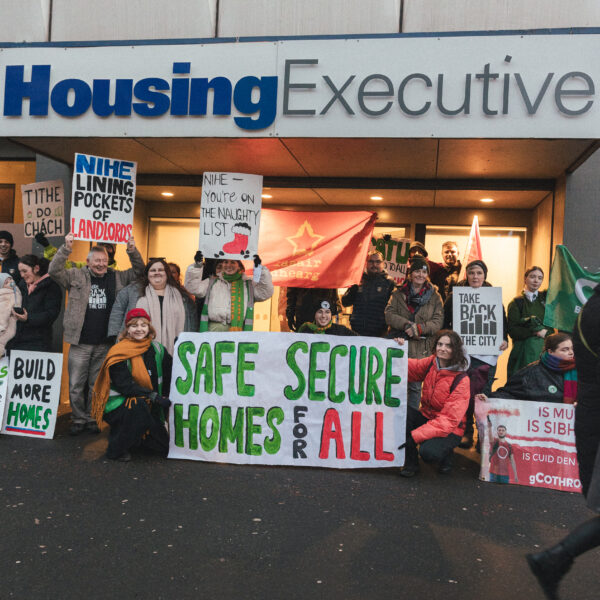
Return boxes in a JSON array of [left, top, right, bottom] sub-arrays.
[[0, 34, 598, 138]]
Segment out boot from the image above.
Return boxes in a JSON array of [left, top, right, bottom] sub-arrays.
[[526, 544, 573, 600], [458, 432, 473, 449], [222, 223, 250, 255]]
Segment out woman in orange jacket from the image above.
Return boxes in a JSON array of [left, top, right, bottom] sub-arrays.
[[396, 329, 470, 477]]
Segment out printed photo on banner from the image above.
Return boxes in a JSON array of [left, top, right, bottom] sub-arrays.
[[70, 153, 137, 244], [370, 236, 410, 284], [168, 332, 407, 468], [453, 286, 503, 355], [1, 351, 63, 439], [0, 357, 8, 430], [21, 180, 64, 238], [199, 172, 262, 259], [475, 397, 581, 493]]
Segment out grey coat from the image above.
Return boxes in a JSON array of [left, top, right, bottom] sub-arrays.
[[48, 243, 145, 345], [108, 281, 198, 337]]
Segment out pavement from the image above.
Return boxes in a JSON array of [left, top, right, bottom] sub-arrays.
[[1, 414, 598, 600]]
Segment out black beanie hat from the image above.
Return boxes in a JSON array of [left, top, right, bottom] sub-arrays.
[[408, 256, 429, 274], [465, 259, 488, 279], [0, 230, 14, 246], [313, 298, 337, 318], [409, 241, 428, 258]]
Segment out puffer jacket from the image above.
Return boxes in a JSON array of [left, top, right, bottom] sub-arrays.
[[0, 285, 21, 356], [491, 360, 565, 403], [408, 355, 471, 444], [184, 264, 273, 326], [385, 283, 443, 358]]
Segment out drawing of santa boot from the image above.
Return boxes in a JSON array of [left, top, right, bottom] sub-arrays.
[[222, 222, 251, 257]]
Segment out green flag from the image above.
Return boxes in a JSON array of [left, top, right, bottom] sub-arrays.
[[544, 245, 600, 331]]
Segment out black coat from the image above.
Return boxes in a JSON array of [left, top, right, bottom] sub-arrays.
[[11, 276, 63, 352], [1, 250, 20, 285], [491, 361, 564, 403], [341, 271, 396, 337]]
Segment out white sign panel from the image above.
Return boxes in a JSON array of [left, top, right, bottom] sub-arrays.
[[453, 286, 504, 355], [370, 236, 410, 284], [2, 351, 63, 439], [168, 332, 407, 468], [21, 180, 65, 238], [70, 153, 137, 244], [0, 357, 8, 430], [0, 34, 598, 138], [199, 172, 263, 259]]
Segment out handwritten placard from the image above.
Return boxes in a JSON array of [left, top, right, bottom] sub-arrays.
[[21, 180, 65, 238]]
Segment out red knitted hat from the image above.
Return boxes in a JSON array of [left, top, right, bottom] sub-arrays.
[[125, 308, 151, 324]]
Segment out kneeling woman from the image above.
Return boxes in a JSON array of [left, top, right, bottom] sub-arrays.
[[397, 329, 470, 477], [298, 300, 357, 336], [92, 309, 172, 462]]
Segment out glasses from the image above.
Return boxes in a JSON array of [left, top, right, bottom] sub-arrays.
[[368, 260, 383, 264]]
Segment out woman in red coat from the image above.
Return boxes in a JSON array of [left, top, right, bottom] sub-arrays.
[[396, 329, 470, 477]]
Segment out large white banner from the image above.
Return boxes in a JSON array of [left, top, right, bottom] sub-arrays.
[[168, 332, 407, 468], [199, 172, 263, 260], [453, 286, 504, 355], [0, 34, 598, 138], [2, 351, 63, 439]]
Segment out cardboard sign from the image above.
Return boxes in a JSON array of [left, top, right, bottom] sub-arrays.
[[475, 397, 581, 493], [168, 332, 407, 468], [70, 153, 137, 244], [2, 351, 63, 439], [370, 236, 410, 284], [0, 357, 8, 430], [199, 172, 262, 259], [21, 180, 65, 238], [453, 286, 503, 355]]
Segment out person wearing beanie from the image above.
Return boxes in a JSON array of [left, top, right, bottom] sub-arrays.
[[385, 256, 444, 409], [408, 241, 443, 281], [298, 300, 357, 336], [0, 230, 21, 285], [286, 287, 341, 332], [91, 308, 172, 462], [443, 259, 509, 449]]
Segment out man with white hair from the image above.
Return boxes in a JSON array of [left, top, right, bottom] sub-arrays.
[[49, 232, 145, 435]]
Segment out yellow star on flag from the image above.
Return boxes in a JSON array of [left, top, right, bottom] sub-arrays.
[[286, 221, 324, 256]]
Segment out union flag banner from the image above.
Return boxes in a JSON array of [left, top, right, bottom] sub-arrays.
[[256, 209, 376, 288]]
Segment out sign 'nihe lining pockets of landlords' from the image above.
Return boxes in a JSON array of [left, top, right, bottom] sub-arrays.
[[199, 172, 263, 260], [70, 153, 137, 244], [21, 180, 64, 238], [453, 286, 503, 355], [0, 35, 598, 138], [168, 332, 408, 468], [2, 351, 63, 439]]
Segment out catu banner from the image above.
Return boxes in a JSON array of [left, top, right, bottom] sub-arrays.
[[475, 397, 581, 494], [168, 332, 407, 468]]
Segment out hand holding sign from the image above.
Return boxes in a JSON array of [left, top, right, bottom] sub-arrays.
[[65, 232, 75, 252], [126, 236, 136, 252]]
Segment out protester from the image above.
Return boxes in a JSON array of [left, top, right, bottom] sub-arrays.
[[408, 241, 442, 279], [298, 300, 357, 336], [385, 257, 443, 409], [9, 255, 62, 353], [168, 262, 182, 284], [431, 241, 462, 301], [443, 259, 509, 448], [108, 258, 197, 355], [506, 266, 553, 377], [91, 308, 172, 462], [0, 274, 21, 356], [0, 230, 21, 284], [185, 253, 273, 331], [36, 232, 118, 270], [396, 329, 470, 477], [286, 287, 341, 332], [526, 284, 600, 600], [341, 251, 396, 337], [477, 333, 576, 404], [49, 232, 145, 435]]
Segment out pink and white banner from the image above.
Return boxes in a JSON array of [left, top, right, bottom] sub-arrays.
[[475, 397, 581, 494]]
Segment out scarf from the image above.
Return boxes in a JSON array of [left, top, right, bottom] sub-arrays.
[[91, 337, 152, 425], [27, 273, 50, 295], [540, 351, 578, 404], [304, 320, 333, 334], [223, 272, 246, 331], [136, 284, 185, 355], [399, 280, 433, 314]]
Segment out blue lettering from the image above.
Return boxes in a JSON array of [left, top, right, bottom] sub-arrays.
[[189, 77, 233, 116], [4, 64, 50, 116], [132, 77, 170, 117], [92, 79, 133, 116], [233, 76, 278, 130], [50, 78, 92, 117]]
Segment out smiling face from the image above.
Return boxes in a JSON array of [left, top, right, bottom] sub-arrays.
[[442, 244, 459, 267], [18, 262, 39, 284], [435, 335, 453, 366], [126, 318, 150, 341], [87, 250, 108, 277], [147, 262, 168, 290], [0, 238, 11, 258], [315, 308, 332, 327], [409, 267, 428, 287], [466, 266, 485, 288], [525, 269, 544, 293], [222, 260, 240, 275], [549, 339, 574, 360]]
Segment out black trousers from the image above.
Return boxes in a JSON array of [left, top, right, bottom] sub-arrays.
[[405, 406, 461, 467]]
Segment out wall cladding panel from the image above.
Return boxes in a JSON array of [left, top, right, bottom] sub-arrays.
[[51, 0, 217, 41], [403, 0, 600, 32], [219, 0, 401, 37], [0, 0, 50, 42]]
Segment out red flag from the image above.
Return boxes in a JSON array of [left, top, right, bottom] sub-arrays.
[[256, 209, 376, 288], [461, 215, 483, 277]]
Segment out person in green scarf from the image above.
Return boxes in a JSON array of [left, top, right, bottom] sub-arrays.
[[298, 300, 357, 336], [506, 266, 554, 378], [185, 253, 273, 332]]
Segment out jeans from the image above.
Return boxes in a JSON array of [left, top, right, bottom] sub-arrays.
[[407, 381, 422, 410]]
